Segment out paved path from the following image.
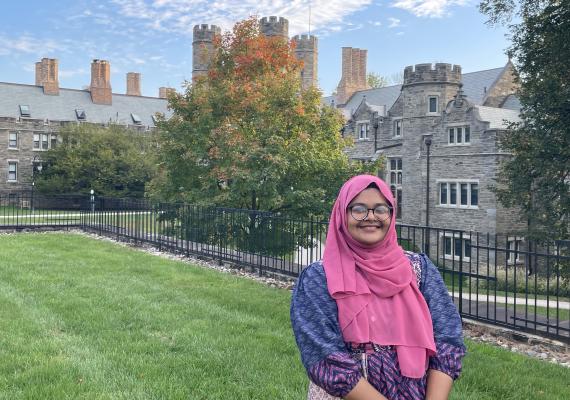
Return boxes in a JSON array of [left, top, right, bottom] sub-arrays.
[[450, 292, 570, 310]]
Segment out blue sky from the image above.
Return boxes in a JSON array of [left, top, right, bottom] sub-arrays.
[[1, 0, 511, 97]]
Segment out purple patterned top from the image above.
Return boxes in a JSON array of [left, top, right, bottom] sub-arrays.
[[291, 253, 466, 399]]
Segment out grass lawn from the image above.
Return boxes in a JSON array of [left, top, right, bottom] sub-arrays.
[[0, 232, 568, 399]]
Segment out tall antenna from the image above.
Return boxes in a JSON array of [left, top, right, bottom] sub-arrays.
[[309, 1, 312, 35]]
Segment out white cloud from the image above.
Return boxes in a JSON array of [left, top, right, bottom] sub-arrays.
[[0, 35, 67, 56], [388, 17, 400, 28], [391, 0, 469, 18], [110, 0, 374, 36]]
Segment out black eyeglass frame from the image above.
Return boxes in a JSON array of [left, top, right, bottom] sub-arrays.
[[348, 204, 393, 222]]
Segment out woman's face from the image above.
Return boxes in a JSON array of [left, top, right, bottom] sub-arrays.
[[346, 187, 391, 246]]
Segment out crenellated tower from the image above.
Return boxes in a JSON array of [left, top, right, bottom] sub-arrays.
[[259, 16, 289, 40], [192, 24, 221, 81], [293, 34, 318, 90], [402, 63, 462, 117]]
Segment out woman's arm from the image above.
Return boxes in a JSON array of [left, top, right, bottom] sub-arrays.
[[425, 369, 453, 400], [291, 262, 363, 397], [344, 378, 388, 400]]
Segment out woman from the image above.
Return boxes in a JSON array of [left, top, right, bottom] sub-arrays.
[[291, 175, 465, 400]]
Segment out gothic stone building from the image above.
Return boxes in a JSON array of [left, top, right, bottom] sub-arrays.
[[0, 58, 172, 192], [329, 61, 524, 261]]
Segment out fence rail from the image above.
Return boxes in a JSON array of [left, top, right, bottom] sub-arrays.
[[1, 192, 568, 343]]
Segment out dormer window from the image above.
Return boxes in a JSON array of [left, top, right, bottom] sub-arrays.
[[19, 105, 30, 117], [358, 122, 369, 140], [75, 109, 86, 121], [131, 113, 142, 125]]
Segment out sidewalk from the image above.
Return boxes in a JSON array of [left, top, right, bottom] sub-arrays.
[[450, 291, 570, 310]]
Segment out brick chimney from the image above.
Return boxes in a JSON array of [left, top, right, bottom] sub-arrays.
[[35, 58, 59, 95], [90, 59, 112, 105], [159, 87, 175, 99], [335, 47, 368, 105], [126, 72, 141, 96]]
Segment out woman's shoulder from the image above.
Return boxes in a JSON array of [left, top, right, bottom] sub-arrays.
[[293, 260, 335, 307], [295, 260, 327, 291]]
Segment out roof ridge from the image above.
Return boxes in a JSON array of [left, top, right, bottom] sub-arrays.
[[0, 81, 166, 100]]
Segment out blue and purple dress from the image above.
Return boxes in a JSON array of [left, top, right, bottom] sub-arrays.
[[291, 252, 466, 399]]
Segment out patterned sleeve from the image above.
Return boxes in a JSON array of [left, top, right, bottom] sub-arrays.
[[291, 262, 362, 396], [419, 255, 466, 379]]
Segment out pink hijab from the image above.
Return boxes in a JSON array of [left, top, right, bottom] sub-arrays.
[[323, 175, 436, 378]]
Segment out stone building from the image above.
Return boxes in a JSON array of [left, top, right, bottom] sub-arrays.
[[192, 16, 318, 90], [0, 58, 172, 192], [328, 60, 522, 252]]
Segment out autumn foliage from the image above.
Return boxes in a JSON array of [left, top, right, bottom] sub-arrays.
[[151, 17, 380, 218]]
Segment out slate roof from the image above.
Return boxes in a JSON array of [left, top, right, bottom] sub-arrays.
[[501, 94, 522, 110], [341, 84, 402, 117], [475, 105, 521, 129], [461, 67, 505, 105], [0, 82, 171, 127], [330, 65, 510, 119]]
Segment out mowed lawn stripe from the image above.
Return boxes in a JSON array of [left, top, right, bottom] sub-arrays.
[[1, 232, 569, 400], [0, 233, 306, 399]]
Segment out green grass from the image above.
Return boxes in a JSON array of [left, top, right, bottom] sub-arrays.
[[0, 232, 568, 399]]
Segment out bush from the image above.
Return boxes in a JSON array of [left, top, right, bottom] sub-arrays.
[[472, 268, 570, 298]]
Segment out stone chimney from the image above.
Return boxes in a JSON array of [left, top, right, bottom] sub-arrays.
[[159, 87, 175, 99], [35, 58, 59, 95], [90, 59, 112, 105], [335, 47, 368, 105], [126, 72, 141, 96]]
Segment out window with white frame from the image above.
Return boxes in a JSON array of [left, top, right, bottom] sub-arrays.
[[443, 233, 471, 261], [428, 96, 438, 114], [439, 181, 479, 208], [393, 119, 402, 138], [358, 122, 369, 140], [7, 161, 18, 182], [389, 158, 402, 218], [448, 126, 471, 145], [8, 132, 18, 149], [33, 133, 57, 151], [507, 237, 523, 264]]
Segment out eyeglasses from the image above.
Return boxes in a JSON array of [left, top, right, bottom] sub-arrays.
[[348, 204, 392, 221]]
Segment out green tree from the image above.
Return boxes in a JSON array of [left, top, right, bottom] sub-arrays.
[[367, 72, 389, 88], [152, 17, 381, 218], [36, 124, 156, 197], [480, 0, 570, 239]]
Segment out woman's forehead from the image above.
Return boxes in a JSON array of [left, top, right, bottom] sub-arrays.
[[349, 187, 388, 205]]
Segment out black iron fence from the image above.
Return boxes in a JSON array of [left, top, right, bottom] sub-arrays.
[[1, 192, 568, 343]]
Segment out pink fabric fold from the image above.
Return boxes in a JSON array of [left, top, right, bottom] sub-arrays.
[[323, 175, 436, 378]]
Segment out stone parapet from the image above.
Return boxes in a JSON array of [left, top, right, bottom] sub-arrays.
[[404, 63, 462, 86]]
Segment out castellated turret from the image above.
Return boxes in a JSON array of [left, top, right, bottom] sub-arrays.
[[403, 63, 462, 86], [259, 16, 289, 40], [401, 63, 463, 118], [293, 35, 318, 90], [192, 24, 221, 81]]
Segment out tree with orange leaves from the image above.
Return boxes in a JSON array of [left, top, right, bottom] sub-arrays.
[[152, 17, 381, 219]]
